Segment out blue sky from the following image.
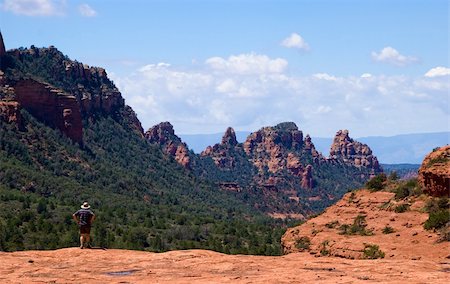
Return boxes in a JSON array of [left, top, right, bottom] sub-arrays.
[[1, 0, 449, 138]]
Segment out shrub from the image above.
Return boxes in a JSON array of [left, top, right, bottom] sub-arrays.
[[382, 226, 395, 234], [339, 215, 373, 236], [394, 204, 410, 213], [424, 210, 449, 230], [295, 236, 311, 251], [325, 220, 339, 229], [388, 171, 399, 181], [320, 240, 330, 256], [366, 173, 387, 191], [425, 198, 448, 214], [363, 244, 385, 259]]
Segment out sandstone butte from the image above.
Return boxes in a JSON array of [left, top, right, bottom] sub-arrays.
[[1, 188, 448, 283]]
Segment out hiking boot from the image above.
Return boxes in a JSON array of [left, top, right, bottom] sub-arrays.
[[86, 244, 92, 249], [80, 245, 84, 249]]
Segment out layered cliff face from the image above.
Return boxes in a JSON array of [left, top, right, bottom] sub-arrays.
[[145, 122, 192, 169], [0, 39, 140, 143], [329, 129, 381, 176], [418, 145, 450, 197], [14, 79, 83, 143]]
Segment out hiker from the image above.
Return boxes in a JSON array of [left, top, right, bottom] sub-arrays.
[[72, 202, 95, 249]]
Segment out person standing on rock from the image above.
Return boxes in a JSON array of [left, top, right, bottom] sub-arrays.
[[72, 202, 95, 249]]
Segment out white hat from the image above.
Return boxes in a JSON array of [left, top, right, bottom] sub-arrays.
[[81, 202, 90, 209]]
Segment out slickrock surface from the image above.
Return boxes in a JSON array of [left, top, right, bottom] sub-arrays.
[[282, 189, 449, 260], [1, 247, 448, 283]]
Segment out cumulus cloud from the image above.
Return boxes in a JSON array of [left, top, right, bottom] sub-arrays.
[[78, 3, 97, 17], [205, 53, 288, 75], [424, 66, 450, 77], [281, 33, 309, 50], [371, 46, 418, 66], [1, 0, 65, 16], [112, 54, 449, 137]]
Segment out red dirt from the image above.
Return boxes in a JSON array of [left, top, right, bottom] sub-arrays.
[[0, 247, 448, 283]]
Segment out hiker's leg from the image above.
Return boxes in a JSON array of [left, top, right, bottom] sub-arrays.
[[80, 234, 85, 248]]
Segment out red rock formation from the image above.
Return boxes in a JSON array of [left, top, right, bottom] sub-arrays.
[[301, 165, 313, 189], [418, 145, 450, 197], [14, 79, 82, 143], [329, 129, 381, 173], [123, 105, 144, 137], [201, 127, 240, 169], [0, 101, 21, 127], [145, 122, 191, 169], [221, 127, 238, 146]]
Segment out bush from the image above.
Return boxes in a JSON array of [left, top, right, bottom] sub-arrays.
[[325, 220, 339, 229], [320, 240, 330, 256], [366, 174, 387, 191], [425, 198, 448, 214], [394, 204, 410, 213], [424, 210, 449, 230], [393, 178, 422, 200], [339, 215, 373, 236], [363, 244, 385, 259], [382, 226, 395, 234], [295, 236, 311, 251], [388, 171, 399, 181]]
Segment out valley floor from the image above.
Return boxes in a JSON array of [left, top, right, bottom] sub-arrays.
[[1, 248, 448, 283]]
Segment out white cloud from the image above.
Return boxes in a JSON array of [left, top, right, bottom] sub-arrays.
[[361, 73, 373, 78], [313, 73, 338, 81], [206, 53, 288, 75], [371, 46, 418, 66], [281, 33, 309, 50], [424, 66, 450, 77], [78, 3, 97, 17], [114, 55, 449, 137], [1, 0, 65, 16]]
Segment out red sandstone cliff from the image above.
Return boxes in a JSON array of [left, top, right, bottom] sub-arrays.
[[418, 145, 450, 197], [14, 79, 83, 143]]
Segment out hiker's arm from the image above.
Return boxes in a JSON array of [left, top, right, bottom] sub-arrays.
[[91, 214, 95, 223], [72, 214, 79, 223]]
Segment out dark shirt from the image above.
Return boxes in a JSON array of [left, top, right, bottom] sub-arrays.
[[74, 209, 95, 226]]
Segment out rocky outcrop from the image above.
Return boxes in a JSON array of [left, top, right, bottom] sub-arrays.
[[243, 122, 308, 174], [329, 130, 381, 173], [221, 127, 238, 146], [301, 165, 314, 189], [121, 105, 144, 137], [14, 79, 82, 143], [282, 189, 448, 260], [201, 127, 241, 169], [145, 122, 191, 169], [418, 145, 450, 197], [0, 101, 21, 127]]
